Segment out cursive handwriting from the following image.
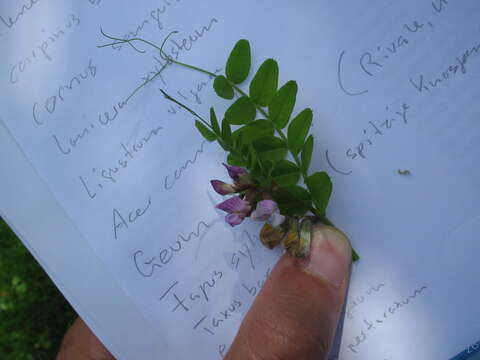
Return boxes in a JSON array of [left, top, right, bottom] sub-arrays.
[[241, 267, 271, 298], [359, 20, 430, 78], [9, 14, 80, 84], [139, 18, 219, 85], [33, 59, 97, 125], [133, 220, 210, 277], [410, 38, 480, 94], [110, 0, 182, 51], [167, 69, 222, 113], [193, 299, 242, 336], [432, 0, 449, 14], [113, 197, 152, 240], [0, 0, 41, 33], [158, 269, 224, 312], [164, 141, 207, 190], [167, 18, 219, 60], [337, 0, 459, 97], [338, 19, 433, 96], [53, 95, 132, 158], [347, 286, 427, 354], [78, 126, 163, 199], [326, 103, 410, 175], [347, 283, 386, 320]]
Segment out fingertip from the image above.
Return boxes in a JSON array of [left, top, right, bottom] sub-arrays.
[[226, 226, 352, 360], [303, 225, 352, 288]]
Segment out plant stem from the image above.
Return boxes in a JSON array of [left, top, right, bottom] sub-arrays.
[[99, 33, 359, 260], [99, 33, 307, 180], [319, 215, 334, 226], [100, 33, 308, 185], [225, 83, 305, 175]]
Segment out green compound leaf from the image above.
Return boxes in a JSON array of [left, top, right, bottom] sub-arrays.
[[195, 120, 217, 142], [271, 160, 300, 187], [301, 135, 314, 175], [288, 108, 313, 155], [269, 80, 298, 129], [222, 117, 232, 146], [273, 185, 312, 216], [225, 96, 256, 125], [232, 120, 274, 145], [213, 75, 234, 99], [226, 39, 251, 84], [210, 107, 221, 135], [247, 145, 261, 176], [227, 153, 245, 166], [253, 136, 287, 162], [305, 172, 332, 216], [234, 131, 245, 150], [249, 59, 279, 106], [241, 143, 250, 158], [261, 160, 275, 178]]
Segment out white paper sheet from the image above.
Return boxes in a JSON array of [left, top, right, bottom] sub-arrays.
[[1, 0, 479, 359]]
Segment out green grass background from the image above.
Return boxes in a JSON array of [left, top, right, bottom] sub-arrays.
[[0, 217, 76, 359]]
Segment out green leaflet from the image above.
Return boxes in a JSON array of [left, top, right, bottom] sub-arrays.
[[225, 97, 256, 125], [247, 145, 261, 176], [232, 120, 274, 145], [305, 172, 332, 215], [273, 185, 312, 216], [261, 160, 275, 178], [301, 135, 314, 175], [210, 107, 221, 135], [253, 136, 287, 162], [271, 160, 300, 187], [269, 80, 298, 129], [195, 120, 217, 142], [240, 142, 250, 158], [226, 39, 251, 84], [288, 108, 312, 155], [249, 59, 279, 106], [227, 153, 245, 166], [221, 117, 232, 146], [213, 75, 234, 99]]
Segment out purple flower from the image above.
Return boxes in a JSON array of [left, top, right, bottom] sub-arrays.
[[251, 200, 286, 227], [216, 196, 251, 227], [217, 196, 250, 213], [225, 214, 245, 226], [210, 180, 236, 195], [223, 163, 248, 181]]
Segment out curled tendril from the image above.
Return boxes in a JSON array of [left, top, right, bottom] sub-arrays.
[[158, 30, 179, 62], [98, 28, 146, 54], [98, 28, 181, 60]]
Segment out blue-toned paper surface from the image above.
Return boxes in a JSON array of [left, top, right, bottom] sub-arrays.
[[1, 1, 479, 359]]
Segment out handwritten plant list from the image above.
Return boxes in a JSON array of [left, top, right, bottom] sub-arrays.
[[0, 0, 479, 359]]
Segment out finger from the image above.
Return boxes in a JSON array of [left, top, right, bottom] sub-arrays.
[[226, 225, 352, 360], [57, 317, 115, 360]]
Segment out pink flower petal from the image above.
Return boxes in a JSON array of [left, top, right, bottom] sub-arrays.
[[251, 200, 278, 221], [222, 163, 247, 181], [225, 213, 245, 226], [269, 212, 286, 227], [210, 180, 236, 195], [216, 196, 250, 214]]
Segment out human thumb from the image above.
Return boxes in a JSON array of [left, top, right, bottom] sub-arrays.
[[226, 225, 352, 360]]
